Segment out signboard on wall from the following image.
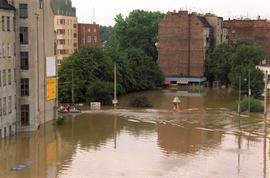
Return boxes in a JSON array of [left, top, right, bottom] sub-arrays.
[[46, 57, 56, 77], [46, 78, 56, 100]]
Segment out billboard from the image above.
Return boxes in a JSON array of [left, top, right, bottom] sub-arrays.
[[46, 78, 56, 100], [46, 57, 56, 77]]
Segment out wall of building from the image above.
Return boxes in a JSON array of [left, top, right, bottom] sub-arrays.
[[158, 11, 211, 78], [224, 19, 270, 64], [54, 15, 78, 64], [0, 5, 16, 138], [14, 0, 56, 131], [78, 23, 100, 48]]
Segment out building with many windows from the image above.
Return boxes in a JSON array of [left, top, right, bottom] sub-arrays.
[[13, 0, 56, 132], [78, 23, 100, 48], [52, 0, 78, 65], [0, 0, 16, 138]]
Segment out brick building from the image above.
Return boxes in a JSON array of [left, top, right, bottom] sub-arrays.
[[224, 19, 270, 64], [157, 11, 213, 82], [78, 23, 100, 48]]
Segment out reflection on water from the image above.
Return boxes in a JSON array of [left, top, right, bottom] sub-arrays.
[[0, 89, 269, 178]]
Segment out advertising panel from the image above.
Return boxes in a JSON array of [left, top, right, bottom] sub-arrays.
[[46, 56, 56, 77], [46, 78, 56, 100]]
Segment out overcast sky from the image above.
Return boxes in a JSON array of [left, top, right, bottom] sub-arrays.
[[72, 0, 270, 26]]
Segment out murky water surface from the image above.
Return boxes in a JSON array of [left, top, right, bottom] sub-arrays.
[[1, 89, 270, 178]]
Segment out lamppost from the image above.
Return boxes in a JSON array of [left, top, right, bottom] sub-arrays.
[[35, 13, 40, 128], [238, 76, 241, 115], [248, 69, 251, 112], [112, 62, 118, 110]]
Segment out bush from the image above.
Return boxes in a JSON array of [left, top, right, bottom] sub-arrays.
[[129, 95, 153, 108], [56, 116, 65, 125], [236, 97, 264, 112], [86, 81, 114, 105]]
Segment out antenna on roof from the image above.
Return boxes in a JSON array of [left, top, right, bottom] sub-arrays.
[[93, 8, 96, 24]]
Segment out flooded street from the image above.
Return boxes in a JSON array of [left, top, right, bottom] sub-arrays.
[[0, 89, 270, 178]]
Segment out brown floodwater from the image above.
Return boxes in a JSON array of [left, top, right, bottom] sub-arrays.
[[0, 89, 270, 178]]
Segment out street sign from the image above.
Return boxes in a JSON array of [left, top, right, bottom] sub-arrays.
[[112, 100, 118, 104]]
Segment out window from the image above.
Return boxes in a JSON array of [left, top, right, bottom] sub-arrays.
[[2, 16, 5, 31], [13, 17, 15, 31], [8, 69, 11, 85], [14, 69, 16, 83], [3, 97, 6, 115], [19, 4, 28, 18], [21, 105, 30, 126], [0, 43, 2, 57], [39, 0, 44, 9], [8, 96, 12, 114], [56, 29, 65, 35], [3, 69, 6, 86], [93, 28, 96, 32], [73, 24, 77, 28], [94, 36, 97, 43], [20, 52, 29, 70], [88, 28, 91, 32], [13, 43, 16, 56], [74, 43, 77, 47], [7, 43, 10, 57], [7, 16, 10, 31], [73, 33, 77, 38], [20, 27, 28, 44], [20, 78, 29, 96], [0, 99, 2, 116], [87, 36, 91, 43]]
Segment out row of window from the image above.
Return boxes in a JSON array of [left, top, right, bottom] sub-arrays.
[[82, 36, 98, 43], [56, 39, 77, 46], [0, 96, 13, 117], [56, 19, 77, 28], [1, 16, 15, 32], [56, 29, 77, 37], [0, 42, 15, 58], [0, 69, 13, 87], [84, 28, 97, 33]]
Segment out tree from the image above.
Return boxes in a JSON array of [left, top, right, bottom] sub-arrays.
[[113, 10, 164, 61], [58, 46, 113, 103], [208, 43, 234, 85], [100, 25, 114, 44], [228, 43, 264, 97]]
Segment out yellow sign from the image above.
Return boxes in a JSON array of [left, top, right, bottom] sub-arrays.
[[46, 78, 56, 100]]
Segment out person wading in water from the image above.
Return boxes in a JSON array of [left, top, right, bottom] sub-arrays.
[[172, 96, 181, 110]]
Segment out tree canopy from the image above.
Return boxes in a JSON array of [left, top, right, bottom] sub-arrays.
[[208, 42, 265, 97], [58, 10, 164, 104]]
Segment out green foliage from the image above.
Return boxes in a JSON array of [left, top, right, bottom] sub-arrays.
[[58, 10, 164, 105], [208, 43, 234, 85], [86, 81, 114, 105], [238, 97, 264, 113], [58, 47, 114, 103], [56, 116, 65, 125], [114, 10, 164, 61], [100, 26, 114, 43], [129, 95, 153, 108], [208, 42, 265, 96]]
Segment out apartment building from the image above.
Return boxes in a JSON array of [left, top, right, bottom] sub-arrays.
[[158, 11, 212, 82], [52, 0, 78, 65], [205, 13, 228, 48], [13, 0, 56, 131], [0, 0, 16, 138], [224, 19, 270, 64], [78, 23, 100, 48]]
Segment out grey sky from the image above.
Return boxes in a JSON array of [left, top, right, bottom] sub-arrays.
[[72, 0, 270, 26]]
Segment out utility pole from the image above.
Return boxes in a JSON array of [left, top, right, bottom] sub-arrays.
[[113, 62, 118, 110], [238, 76, 241, 115], [248, 69, 251, 112], [71, 67, 74, 105], [264, 71, 267, 116]]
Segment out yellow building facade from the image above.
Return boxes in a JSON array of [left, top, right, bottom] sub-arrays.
[[54, 15, 78, 65]]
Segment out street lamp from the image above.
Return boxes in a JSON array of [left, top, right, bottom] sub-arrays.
[[238, 76, 241, 115]]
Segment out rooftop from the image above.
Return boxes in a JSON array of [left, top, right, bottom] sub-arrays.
[[0, 0, 15, 11]]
